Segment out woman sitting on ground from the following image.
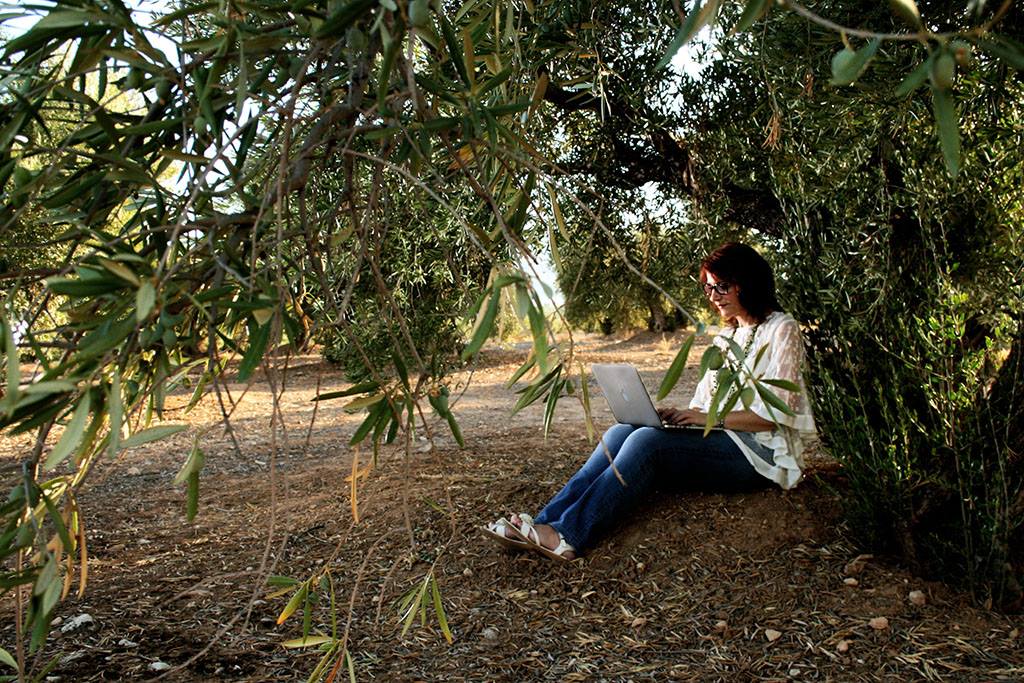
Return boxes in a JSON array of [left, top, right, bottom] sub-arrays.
[[485, 242, 816, 561]]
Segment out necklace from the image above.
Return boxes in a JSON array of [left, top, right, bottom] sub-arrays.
[[710, 322, 760, 404]]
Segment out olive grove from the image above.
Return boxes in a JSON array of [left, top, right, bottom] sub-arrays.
[[1, 0, 1023, 676]]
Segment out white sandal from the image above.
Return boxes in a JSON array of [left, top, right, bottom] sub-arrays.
[[482, 517, 530, 551], [513, 513, 576, 562]]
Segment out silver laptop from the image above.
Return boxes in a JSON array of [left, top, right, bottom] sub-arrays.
[[591, 363, 713, 431]]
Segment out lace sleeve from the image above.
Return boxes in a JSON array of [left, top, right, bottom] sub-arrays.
[[689, 361, 712, 410], [750, 316, 816, 432], [764, 319, 803, 410]]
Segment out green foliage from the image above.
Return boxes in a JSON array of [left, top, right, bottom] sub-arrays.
[[3, 0, 1024, 675], [659, 0, 1024, 177], [806, 276, 1023, 598], [0, 0, 547, 667], [687, 1, 1024, 603], [309, 158, 497, 379]]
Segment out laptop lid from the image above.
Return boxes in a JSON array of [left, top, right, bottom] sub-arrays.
[[590, 363, 663, 428]]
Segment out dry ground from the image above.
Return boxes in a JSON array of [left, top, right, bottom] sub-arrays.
[[1, 330, 1021, 681]]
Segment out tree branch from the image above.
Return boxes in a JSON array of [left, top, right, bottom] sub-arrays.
[[541, 70, 783, 226]]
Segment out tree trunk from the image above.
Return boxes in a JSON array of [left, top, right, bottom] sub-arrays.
[[985, 323, 1024, 462], [976, 322, 1024, 608], [647, 300, 666, 332]]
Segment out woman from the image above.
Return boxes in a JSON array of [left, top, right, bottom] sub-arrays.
[[485, 242, 816, 561]]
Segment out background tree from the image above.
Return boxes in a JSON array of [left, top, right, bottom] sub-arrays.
[[541, 0, 1024, 601], [687, 2, 1024, 605], [552, 183, 710, 333]]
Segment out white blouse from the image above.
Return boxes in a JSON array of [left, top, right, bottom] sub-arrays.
[[689, 311, 816, 489]]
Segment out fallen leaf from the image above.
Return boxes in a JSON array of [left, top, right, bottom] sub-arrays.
[[765, 629, 782, 642]]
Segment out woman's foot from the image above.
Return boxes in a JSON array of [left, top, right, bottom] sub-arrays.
[[482, 516, 530, 550], [510, 514, 577, 561]]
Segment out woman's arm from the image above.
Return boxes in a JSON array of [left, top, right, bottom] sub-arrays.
[[659, 407, 775, 432], [679, 315, 808, 432]]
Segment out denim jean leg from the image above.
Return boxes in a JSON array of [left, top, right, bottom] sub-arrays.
[[546, 426, 668, 550], [546, 428, 771, 551], [671, 432, 773, 493], [534, 423, 637, 526]]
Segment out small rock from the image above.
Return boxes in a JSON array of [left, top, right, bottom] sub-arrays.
[[462, 567, 473, 577], [843, 554, 874, 576], [481, 627, 499, 641], [148, 661, 171, 672], [50, 616, 63, 627], [843, 577, 859, 587], [868, 617, 889, 630], [764, 629, 782, 642], [908, 590, 926, 606], [837, 639, 850, 653], [117, 638, 138, 647], [630, 617, 647, 628], [788, 669, 800, 677], [60, 614, 95, 634], [1009, 628, 1019, 640], [126, 466, 141, 476], [713, 620, 728, 633]]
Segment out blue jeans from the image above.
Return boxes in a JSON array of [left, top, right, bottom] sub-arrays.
[[534, 423, 772, 552]]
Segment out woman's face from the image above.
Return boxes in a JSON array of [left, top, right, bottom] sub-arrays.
[[703, 273, 751, 323]]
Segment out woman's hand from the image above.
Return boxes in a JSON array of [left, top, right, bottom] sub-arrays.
[[660, 406, 778, 432], [657, 407, 706, 426]]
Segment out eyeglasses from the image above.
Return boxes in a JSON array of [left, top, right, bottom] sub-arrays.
[[701, 281, 733, 297]]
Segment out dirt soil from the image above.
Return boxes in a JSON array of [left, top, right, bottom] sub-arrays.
[[2, 330, 1022, 682]]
